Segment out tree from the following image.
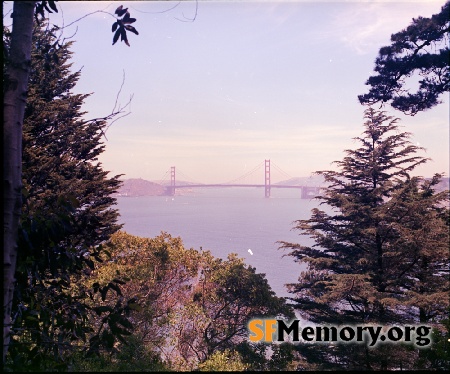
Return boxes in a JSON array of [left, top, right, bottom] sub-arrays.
[[90, 231, 294, 371], [235, 341, 302, 371], [85, 231, 201, 368], [3, 2, 37, 362], [280, 108, 449, 370], [2, 2, 138, 363], [3, 19, 139, 371], [173, 251, 294, 370], [358, 1, 449, 115], [197, 349, 248, 371]]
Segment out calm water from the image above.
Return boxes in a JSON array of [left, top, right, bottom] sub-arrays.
[[115, 188, 320, 298]]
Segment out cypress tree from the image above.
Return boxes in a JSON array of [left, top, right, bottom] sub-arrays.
[[3, 3, 137, 362], [280, 108, 449, 370], [5, 21, 126, 370], [358, 1, 449, 115]]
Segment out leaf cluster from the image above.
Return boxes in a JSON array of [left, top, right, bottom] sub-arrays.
[[111, 5, 138, 47], [359, 1, 450, 115], [236, 341, 302, 371], [34, 1, 58, 24]]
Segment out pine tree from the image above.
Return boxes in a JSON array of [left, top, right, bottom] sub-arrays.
[[358, 1, 449, 115], [280, 108, 449, 370], [3, 3, 137, 361], [5, 21, 128, 370]]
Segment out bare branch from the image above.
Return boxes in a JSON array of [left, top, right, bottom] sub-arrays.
[[60, 9, 116, 29], [2, 8, 13, 21], [79, 71, 134, 140], [130, 1, 182, 14], [175, 0, 198, 23], [112, 69, 126, 115], [130, 0, 198, 22]]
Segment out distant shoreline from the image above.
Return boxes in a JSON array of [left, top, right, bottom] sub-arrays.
[[114, 176, 449, 198]]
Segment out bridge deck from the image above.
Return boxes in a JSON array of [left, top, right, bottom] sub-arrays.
[[174, 184, 319, 189]]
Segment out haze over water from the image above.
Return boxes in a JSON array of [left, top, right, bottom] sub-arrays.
[[116, 187, 321, 298]]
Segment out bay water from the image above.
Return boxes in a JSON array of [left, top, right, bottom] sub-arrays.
[[115, 187, 320, 298]]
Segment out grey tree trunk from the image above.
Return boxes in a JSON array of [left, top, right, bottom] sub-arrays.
[[3, 1, 36, 363]]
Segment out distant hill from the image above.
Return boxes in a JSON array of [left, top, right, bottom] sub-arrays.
[[114, 178, 165, 197], [115, 176, 448, 197], [275, 175, 449, 192], [275, 175, 325, 186], [430, 177, 449, 192]]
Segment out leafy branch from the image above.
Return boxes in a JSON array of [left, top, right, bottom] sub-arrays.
[[112, 5, 139, 47]]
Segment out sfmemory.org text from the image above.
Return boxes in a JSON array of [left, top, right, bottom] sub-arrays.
[[248, 319, 432, 347]]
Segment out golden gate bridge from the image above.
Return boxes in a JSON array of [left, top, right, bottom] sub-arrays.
[[157, 160, 321, 199]]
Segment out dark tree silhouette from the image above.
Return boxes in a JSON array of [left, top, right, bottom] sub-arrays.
[[112, 5, 139, 46], [280, 109, 449, 370], [358, 1, 449, 115], [3, 1, 138, 364]]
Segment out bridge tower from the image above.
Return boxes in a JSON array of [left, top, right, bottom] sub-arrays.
[[264, 159, 271, 198], [170, 166, 176, 196]]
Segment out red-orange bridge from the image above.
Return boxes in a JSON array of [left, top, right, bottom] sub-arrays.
[[160, 160, 322, 199]]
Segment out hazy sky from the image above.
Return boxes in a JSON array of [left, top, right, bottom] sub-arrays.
[[5, 1, 450, 184]]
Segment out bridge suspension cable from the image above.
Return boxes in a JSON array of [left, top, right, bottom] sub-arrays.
[[271, 161, 293, 181], [155, 169, 170, 185], [219, 161, 265, 185], [176, 169, 204, 185], [159, 160, 295, 187]]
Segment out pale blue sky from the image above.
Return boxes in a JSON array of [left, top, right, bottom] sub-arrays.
[[5, 1, 450, 183]]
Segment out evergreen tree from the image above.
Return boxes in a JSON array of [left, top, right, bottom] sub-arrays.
[[358, 1, 449, 115], [5, 21, 131, 370], [280, 108, 449, 370], [3, 3, 137, 361]]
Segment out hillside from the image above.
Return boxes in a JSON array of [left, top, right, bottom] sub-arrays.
[[114, 178, 166, 197], [434, 177, 449, 192], [114, 176, 449, 197], [274, 175, 325, 186]]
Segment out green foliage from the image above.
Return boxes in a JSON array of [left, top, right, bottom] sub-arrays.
[[267, 343, 298, 371], [280, 108, 450, 370], [92, 231, 294, 370], [197, 349, 248, 371], [236, 342, 301, 371], [359, 1, 449, 115], [418, 316, 450, 370], [69, 333, 168, 372], [4, 21, 127, 371]]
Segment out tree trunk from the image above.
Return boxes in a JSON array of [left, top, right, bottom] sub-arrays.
[[3, 1, 36, 363]]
